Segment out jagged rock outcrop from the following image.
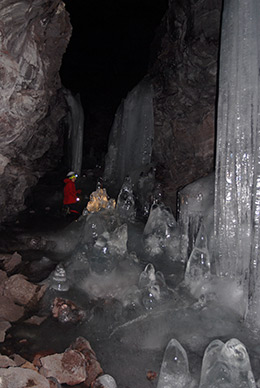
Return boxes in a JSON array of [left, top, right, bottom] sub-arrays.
[[0, 0, 72, 222], [150, 0, 222, 209]]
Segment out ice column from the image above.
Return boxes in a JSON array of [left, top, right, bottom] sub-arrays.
[[214, 0, 260, 320], [64, 89, 84, 175], [104, 77, 154, 192]]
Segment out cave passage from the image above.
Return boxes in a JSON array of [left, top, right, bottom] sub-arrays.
[[60, 0, 168, 170]]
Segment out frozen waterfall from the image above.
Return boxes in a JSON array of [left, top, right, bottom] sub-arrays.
[[213, 0, 260, 322], [104, 77, 154, 193], [64, 89, 84, 175]]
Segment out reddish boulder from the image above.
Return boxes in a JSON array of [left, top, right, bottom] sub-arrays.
[[40, 349, 87, 385], [0, 251, 22, 273], [0, 295, 24, 322], [3, 274, 46, 306], [70, 337, 103, 387]]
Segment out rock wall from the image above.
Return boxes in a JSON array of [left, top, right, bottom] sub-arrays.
[[0, 0, 71, 222], [150, 0, 222, 210]]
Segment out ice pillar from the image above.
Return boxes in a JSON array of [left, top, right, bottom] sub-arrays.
[[64, 89, 84, 175], [214, 0, 260, 321], [104, 77, 154, 192]]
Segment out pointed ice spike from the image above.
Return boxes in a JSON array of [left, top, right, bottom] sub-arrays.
[[185, 247, 211, 285], [185, 223, 211, 286], [194, 223, 208, 251], [199, 339, 224, 388], [157, 339, 192, 388]]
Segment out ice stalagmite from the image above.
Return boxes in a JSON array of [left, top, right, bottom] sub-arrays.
[[157, 339, 193, 388], [214, 0, 260, 321], [199, 338, 256, 388]]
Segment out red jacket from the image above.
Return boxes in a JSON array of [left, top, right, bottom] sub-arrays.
[[63, 178, 81, 205]]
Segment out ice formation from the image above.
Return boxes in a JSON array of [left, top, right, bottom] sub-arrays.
[[64, 89, 84, 175], [116, 176, 136, 222], [157, 339, 194, 388], [104, 77, 154, 192], [178, 173, 214, 262], [199, 339, 256, 388], [96, 374, 118, 388], [50, 263, 70, 292], [30, 2, 260, 386], [213, 0, 260, 323], [143, 202, 179, 258], [185, 223, 211, 292]]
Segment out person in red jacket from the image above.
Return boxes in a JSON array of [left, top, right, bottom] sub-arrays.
[[63, 171, 81, 218]]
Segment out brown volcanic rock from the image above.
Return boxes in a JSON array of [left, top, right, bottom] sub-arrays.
[[69, 337, 103, 386], [0, 252, 22, 274], [3, 274, 46, 306], [0, 295, 24, 322], [149, 0, 222, 210], [40, 349, 87, 385], [0, 0, 72, 222]]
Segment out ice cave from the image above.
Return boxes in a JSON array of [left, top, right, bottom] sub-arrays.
[[0, 0, 260, 387]]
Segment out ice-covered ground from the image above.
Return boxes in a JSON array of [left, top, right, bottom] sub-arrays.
[[6, 176, 259, 388]]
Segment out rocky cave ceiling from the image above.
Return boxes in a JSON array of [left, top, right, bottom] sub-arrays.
[[0, 0, 222, 223]]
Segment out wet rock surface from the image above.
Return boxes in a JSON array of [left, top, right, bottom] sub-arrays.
[[0, 337, 105, 388], [149, 0, 222, 209], [0, 0, 72, 223]]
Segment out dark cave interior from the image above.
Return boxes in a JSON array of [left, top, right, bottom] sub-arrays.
[[59, 0, 168, 170]]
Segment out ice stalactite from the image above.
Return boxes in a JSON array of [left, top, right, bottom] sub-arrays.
[[64, 89, 84, 175], [213, 0, 260, 322], [104, 77, 154, 193]]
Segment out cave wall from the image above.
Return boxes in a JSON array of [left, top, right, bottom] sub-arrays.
[[0, 0, 71, 222], [150, 0, 222, 209]]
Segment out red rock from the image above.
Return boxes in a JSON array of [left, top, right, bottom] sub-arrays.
[[0, 251, 22, 273], [146, 370, 157, 381], [33, 350, 56, 369], [3, 274, 44, 306], [70, 337, 103, 387], [39, 349, 87, 385], [52, 297, 86, 323]]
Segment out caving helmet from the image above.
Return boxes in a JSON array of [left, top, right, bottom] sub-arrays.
[[67, 171, 78, 180]]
